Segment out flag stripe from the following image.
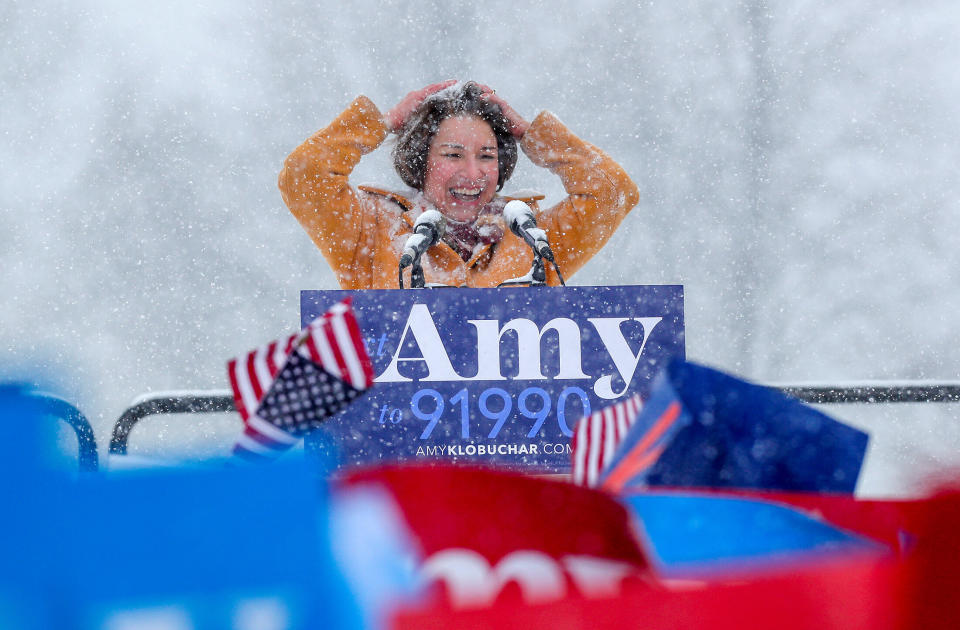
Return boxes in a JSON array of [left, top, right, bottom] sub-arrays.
[[602, 445, 666, 493], [587, 405, 604, 487], [264, 340, 281, 378], [252, 346, 273, 399], [573, 416, 589, 486], [245, 351, 264, 403], [331, 313, 366, 388], [308, 323, 342, 380], [601, 401, 681, 491], [614, 403, 628, 440], [247, 414, 300, 446], [273, 337, 295, 375], [325, 299, 351, 320], [602, 407, 616, 469], [227, 359, 250, 422], [322, 318, 351, 384], [232, 357, 262, 424], [235, 432, 279, 456], [622, 400, 681, 464], [241, 427, 278, 450], [283, 333, 297, 356], [340, 304, 375, 386], [302, 329, 324, 365], [233, 443, 270, 462]]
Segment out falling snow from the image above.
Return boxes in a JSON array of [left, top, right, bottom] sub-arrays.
[[3, 0, 960, 495]]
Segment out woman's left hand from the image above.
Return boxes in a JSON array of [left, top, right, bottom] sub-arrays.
[[478, 84, 529, 139], [384, 80, 458, 133]]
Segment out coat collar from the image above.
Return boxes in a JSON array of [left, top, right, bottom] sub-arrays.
[[357, 184, 545, 212], [357, 184, 545, 269]]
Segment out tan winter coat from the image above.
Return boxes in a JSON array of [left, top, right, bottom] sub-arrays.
[[279, 96, 639, 289]]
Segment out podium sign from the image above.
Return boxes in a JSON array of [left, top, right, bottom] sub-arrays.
[[301, 286, 684, 473]]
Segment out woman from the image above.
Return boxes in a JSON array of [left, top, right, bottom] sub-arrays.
[[279, 81, 639, 289]]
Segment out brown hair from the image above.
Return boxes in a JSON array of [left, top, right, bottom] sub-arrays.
[[392, 82, 518, 192]]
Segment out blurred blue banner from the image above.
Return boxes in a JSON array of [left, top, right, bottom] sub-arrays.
[[601, 360, 870, 494], [626, 492, 884, 578], [0, 383, 365, 630]]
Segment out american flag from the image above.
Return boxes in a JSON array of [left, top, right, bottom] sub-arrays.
[[570, 393, 643, 487], [227, 299, 374, 460]]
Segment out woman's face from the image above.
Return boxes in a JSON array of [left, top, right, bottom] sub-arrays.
[[423, 115, 499, 223]]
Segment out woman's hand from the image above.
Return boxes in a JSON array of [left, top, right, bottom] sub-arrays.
[[478, 84, 530, 139], [383, 80, 457, 133]]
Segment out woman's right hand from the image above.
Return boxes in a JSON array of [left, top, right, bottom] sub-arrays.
[[383, 80, 458, 133], [477, 83, 530, 139]]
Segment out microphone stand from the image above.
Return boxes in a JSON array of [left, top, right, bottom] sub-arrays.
[[497, 253, 549, 287], [410, 263, 426, 289], [529, 254, 547, 285], [398, 261, 427, 289]]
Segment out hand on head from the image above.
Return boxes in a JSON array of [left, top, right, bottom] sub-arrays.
[[476, 83, 529, 139], [385, 81, 529, 139], [383, 80, 457, 133]]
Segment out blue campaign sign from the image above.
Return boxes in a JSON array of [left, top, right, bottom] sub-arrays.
[[301, 285, 684, 473]]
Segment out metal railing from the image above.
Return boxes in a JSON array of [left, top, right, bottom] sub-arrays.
[[108, 383, 960, 457], [109, 392, 235, 456], [779, 383, 960, 404], [34, 394, 100, 472]]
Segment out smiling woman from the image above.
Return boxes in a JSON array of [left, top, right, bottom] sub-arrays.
[[278, 81, 639, 289]]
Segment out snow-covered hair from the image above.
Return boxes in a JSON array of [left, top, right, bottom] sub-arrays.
[[392, 81, 518, 192]]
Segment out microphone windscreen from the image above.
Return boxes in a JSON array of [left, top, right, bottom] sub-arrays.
[[414, 209, 446, 232], [503, 200, 534, 228]]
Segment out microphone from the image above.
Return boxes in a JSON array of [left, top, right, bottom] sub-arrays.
[[399, 210, 446, 268], [503, 200, 554, 262]]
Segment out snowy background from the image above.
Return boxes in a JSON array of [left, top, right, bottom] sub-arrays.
[[3, 0, 960, 495]]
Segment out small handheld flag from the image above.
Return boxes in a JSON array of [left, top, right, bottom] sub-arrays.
[[227, 299, 374, 460]]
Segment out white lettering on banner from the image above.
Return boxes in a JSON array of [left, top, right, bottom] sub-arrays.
[[421, 548, 638, 608], [563, 555, 637, 599], [469, 318, 589, 381], [376, 305, 664, 396], [589, 317, 663, 399], [377, 304, 462, 383]]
